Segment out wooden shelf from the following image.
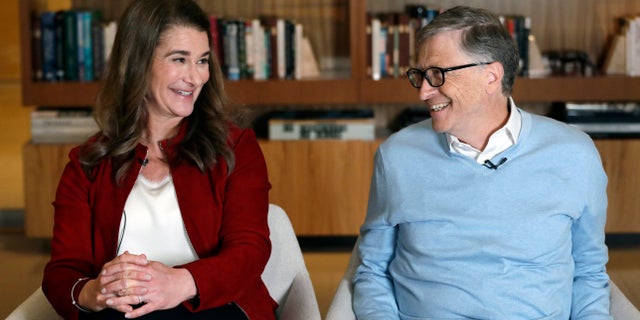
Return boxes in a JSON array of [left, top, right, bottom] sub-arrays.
[[21, 75, 640, 107], [359, 76, 640, 104]]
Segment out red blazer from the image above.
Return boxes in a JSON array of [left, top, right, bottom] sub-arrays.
[[42, 123, 276, 319]]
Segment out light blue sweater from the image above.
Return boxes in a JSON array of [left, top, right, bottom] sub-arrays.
[[353, 109, 611, 320]]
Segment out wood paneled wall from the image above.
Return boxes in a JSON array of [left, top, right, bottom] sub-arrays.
[[0, 0, 31, 209]]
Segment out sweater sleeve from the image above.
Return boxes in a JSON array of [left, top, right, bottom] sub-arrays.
[[353, 149, 400, 320], [570, 142, 612, 320]]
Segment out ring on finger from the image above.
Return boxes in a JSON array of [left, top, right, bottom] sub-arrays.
[[138, 295, 143, 304], [117, 288, 127, 297]]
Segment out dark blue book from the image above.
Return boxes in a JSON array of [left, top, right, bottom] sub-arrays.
[[40, 11, 57, 82], [63, 10, 78, 81]]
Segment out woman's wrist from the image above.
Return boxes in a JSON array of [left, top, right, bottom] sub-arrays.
[[71, 277, 93, 313]]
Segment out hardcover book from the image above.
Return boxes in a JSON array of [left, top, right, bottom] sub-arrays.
[[266, 110, 375, 141]]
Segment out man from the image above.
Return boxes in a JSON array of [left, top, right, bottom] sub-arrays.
[[353, 6, 611, 319]]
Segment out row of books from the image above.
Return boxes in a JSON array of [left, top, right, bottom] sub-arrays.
[[31, 10, 117, 82], [367, 8, 436, 80], [562, 102, 640, 137], [31, 10, 319, 82], [366, 5, 532, 80], [210, 16, 318, 81], [31, 107, 98, 144], [603, 15, 640, 76]]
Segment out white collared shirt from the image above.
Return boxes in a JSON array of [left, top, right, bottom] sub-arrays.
[[446, 97, 521, 164]]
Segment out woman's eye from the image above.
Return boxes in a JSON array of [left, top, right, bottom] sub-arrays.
[[198, 58, 209, 64], [173, 57, 186, 63]]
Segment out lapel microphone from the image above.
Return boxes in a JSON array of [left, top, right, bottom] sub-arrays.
[[483, 157, 507, 170]]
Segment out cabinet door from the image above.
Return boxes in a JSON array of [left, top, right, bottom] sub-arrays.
[[595, 139, 640, 233], [259, 139, 381, 235], [23, 143, 75, 238]]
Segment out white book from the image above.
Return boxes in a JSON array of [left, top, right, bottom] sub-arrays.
[[294, 23, 303, 80], [276, 19, 286, 79], [626, 17, 640, 76], [371, 18, 381, 80], [103, 21, 118, 64], [269, 118, 375, 141], [252, 19, 267, 80]]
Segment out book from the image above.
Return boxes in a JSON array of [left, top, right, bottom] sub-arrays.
[[54, 11, 66, 80], [223, 20, 240, 80], [370, 17, 381, 80], [261, 15, 279, 79], [78, 11, 94, 82], [267, 110, 375, 141], [31, 12, 43, 81], [63, 10, 78, 81], [626, 16, 640, 76], [40, 11, 58, 82], [30, 107, 99, 144]]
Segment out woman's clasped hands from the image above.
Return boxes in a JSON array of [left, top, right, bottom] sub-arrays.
[[78, 251, 197, 318]]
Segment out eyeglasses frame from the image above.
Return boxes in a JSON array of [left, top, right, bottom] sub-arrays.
[[406, 62, 494, 88]]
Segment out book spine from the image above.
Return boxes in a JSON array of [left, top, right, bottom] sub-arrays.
[[378, 23, 388, 78], [276, 19, 286, 79], [269, 119, 375, 141], [64, 10, 78, 81], [81, 11, 94, 82], [224, 20, 240, 80], [208, 15, 223, 67], [76, 11, 85, 81], [237, 20, 249, 79], [91, 12, 104, 80], [365, 13, 372, 77], [397, 12, 410, 76], [31, 13, 43, 81], [54, 11, 66, 81], [371, 18, 381, 80], [41, 11, 57, 82], [285, 20, 295, 79], [294, 23, 303, 80], [261, 15, 278, 79]]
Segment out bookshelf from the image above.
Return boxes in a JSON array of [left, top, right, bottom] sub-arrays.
[[19, 0, 640, 237]]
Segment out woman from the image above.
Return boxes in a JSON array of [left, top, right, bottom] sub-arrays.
[[42, 0, 276, 319]]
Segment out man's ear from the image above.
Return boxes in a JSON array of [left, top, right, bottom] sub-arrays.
[[485, 62, 504, 94]]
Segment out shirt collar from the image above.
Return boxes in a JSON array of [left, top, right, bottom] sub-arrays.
[[446, 97, 521, 164]]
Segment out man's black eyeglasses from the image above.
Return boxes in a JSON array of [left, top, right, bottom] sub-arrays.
[[406, 62, 493, 88]]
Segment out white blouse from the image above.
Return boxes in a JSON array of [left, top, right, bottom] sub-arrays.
[[116, 174, 198, 266]]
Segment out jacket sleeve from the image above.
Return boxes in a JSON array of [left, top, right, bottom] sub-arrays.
[[42, 147, 97, 320], [180, 128, 274, 315], [570, 142, 612, 320], [353, 149, 400, 320]]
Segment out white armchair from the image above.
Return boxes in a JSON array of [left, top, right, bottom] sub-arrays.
[[7, 204, 321, 320], [325, 238, 640, 320]]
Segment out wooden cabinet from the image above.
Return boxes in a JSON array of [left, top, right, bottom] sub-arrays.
[[23, 140, 382, 237], [19, 0, 640, 237]]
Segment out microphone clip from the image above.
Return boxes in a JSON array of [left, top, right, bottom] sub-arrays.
[[483, 157, 507, 170]]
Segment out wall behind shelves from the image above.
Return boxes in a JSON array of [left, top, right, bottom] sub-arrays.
[[0, 0, 31, 210]]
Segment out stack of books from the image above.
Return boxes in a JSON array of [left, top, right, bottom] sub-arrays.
[[31, 107, 99, 144], [266, 109, 375, 141], [564, 102, 640, 137]]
